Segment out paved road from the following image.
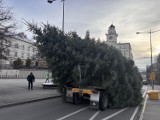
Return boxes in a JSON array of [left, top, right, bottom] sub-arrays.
[[0, 79, 148, 120], [0, 97, 137, 120]]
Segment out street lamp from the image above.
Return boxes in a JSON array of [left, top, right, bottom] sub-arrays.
[[47, 0, 65, 32], [136, 29, 160, 90]]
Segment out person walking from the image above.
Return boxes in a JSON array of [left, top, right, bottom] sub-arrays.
[[45, 73, 50, 83], [27, 72, 35, 90]]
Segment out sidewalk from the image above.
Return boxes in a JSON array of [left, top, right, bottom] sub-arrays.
[[142, 85, 160, 120], [0, 79, 61, 108]]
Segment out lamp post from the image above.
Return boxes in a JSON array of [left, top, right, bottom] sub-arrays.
[[136, 29, 160, 90], [47, 0, 65, 32]]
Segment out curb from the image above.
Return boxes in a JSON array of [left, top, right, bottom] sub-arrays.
[[0, 95, 62, 109]]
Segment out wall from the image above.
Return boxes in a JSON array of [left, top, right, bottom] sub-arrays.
[[0, 69, 51, 79], [0, 70, 19, 78], [19, 70, 50, 79]]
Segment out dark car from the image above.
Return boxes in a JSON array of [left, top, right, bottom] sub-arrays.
[[143, 80, 148, 85]]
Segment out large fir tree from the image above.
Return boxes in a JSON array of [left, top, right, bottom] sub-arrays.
[[26, 23, 142, 108]]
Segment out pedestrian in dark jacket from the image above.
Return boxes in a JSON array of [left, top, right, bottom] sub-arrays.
[[27, 72, 35, 90]]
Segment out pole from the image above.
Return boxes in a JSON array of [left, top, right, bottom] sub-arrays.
[[62, 0, 64, 32], [48, 0, 65, 32], [136, 29, 160, 90], [150, 30, 152, 68], [78, 64, 82, 89], [150, 30, 154, 90]]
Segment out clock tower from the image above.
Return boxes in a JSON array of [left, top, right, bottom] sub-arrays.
[[106, 24, 118, 44]]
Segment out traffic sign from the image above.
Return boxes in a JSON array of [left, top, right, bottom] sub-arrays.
[[150, 72, 155, 80]]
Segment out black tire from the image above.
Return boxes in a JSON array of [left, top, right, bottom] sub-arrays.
[[99, 91, 108, 111], [62, 88, 67, 102], [73, 93, 82, 105]]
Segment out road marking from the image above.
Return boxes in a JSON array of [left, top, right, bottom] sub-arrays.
[[143, 85, 149, 98], [139, 94, 148, 120], [130, 106, 139, 120], [143, 90, 146, 98], [89, 110, 100, 120], [57, 107, 89, 120], [130, 85, 149, 120], [101, 108, 128, 120]]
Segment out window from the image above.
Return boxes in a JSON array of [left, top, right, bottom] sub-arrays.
[[27, 53, 30, 57], [14, 52, 18, 57], [6, 49, 10, 56], [28, 47, 30, 51], [15, 43, 19, 48], [32, 54, 36, 58], [3, 40, 7, 44], [109, 31, 113, 34], [21, 45, 25, 50], [21, 53, 24, 58], [8, 41, 11, 46]]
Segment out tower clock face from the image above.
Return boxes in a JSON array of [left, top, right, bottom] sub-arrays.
[[109, 36, 113, 39]]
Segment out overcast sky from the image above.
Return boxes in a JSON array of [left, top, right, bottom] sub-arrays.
[[3, 0, 160, 71]]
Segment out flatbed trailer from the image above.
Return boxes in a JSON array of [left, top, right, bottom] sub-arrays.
[[64, 87, 108, 111]]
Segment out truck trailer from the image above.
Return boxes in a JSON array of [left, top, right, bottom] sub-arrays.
[[63, 86, 108, 111]]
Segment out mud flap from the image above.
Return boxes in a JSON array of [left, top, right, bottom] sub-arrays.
[[90, 91, 100, 109], [65, 88, 74, 103]]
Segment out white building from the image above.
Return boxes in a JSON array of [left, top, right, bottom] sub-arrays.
[[1, 32, 38, 68], [106, 24, 133, 59]]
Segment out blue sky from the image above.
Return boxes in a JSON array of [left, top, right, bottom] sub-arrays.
[[3, 0, 160, 71]]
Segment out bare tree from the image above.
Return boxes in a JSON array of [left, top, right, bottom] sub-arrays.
[[0, 0, 16, 59]]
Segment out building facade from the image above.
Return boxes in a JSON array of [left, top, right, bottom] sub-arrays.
[[105, 24, 133, 59], [0, 32, 38, 68]]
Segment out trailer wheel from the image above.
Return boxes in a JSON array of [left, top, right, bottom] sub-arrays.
[[99, 91, 108, 111], [73, 93, 82, 105]]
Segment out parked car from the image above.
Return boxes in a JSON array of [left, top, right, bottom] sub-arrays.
[[143, 80, 148, 85]]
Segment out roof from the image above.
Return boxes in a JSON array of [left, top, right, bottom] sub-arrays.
[[109, 24, 115, 28], [6, 32, 35, 44]]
